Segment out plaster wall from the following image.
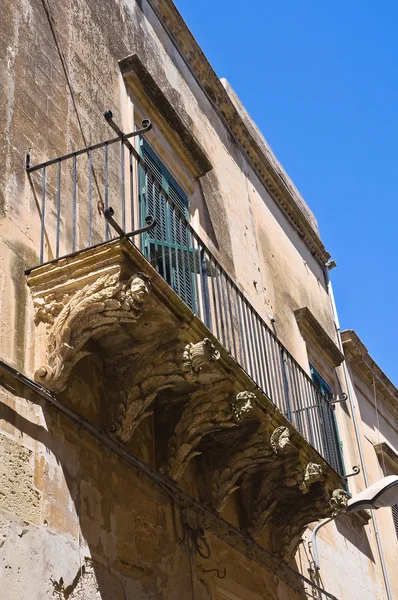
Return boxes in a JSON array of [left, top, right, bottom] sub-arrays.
[[296, 360, 398, 600]]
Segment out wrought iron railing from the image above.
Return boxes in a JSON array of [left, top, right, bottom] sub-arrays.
[[26, 112, 345, 476]]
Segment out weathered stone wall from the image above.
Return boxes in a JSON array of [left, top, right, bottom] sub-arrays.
[[0, 373, 314, 600]]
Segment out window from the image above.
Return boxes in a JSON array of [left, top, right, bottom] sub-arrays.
[[310, 364, 345, 476], [138, 139, 199, 312]]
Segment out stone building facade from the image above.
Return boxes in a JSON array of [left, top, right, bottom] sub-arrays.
[[0, 1, 396, 599]]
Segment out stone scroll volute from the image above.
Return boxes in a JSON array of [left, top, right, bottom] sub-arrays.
[[32, 271, 152, 393]]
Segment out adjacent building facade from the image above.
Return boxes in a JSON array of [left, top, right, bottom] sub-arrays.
[[0, 1, 396, 599]]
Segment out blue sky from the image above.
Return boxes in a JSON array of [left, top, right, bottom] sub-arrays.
[[174, 0, 398, 385]]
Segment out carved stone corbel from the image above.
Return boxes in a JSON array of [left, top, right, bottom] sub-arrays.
[[271, 488, 336, 561], [33, 272, 152, 392], [270, 481, 348, 560], [330, 488, 350, 516], [246, 455, 341, 560], [182, 338, 220, 378], [246, 451, 299, 539], [167, 385, 254, 482], [107, 340, 183, 442], [210, 410, 277, 512], [299, 462, 323, 493], [106, 337, 224, 443]]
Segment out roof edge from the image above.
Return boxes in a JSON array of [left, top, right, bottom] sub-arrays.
[[146, 0, 331, 265]]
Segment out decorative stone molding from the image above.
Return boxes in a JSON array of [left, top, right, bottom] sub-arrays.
[[210, 416, 275, 512], [330, 488, 350, 516], [231, 391, 256, 422], [299, 462, 323, 493], [33, 292, 71, 326], [107, 340, 186, 442], [294, 307, 344, 367], [119, 53, 213, 178], [182, 338, 220, 377], [270, 426, 291, 455], [374, 441, 398, 475], [167, 382, 242, 481], [33, 272, 151, 393], [143, 2, 331, 265], [341, 330, 398, 421]]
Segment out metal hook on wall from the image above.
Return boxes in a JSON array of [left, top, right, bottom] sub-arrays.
[[202, 567, 227, 579], [344, 465, 361, 480]]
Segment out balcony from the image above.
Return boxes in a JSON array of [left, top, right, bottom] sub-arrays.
[[25, 113, 348, 561]]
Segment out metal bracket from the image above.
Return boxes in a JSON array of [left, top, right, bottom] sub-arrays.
[[182, 508, 211, 559], [202, 567, 227, 579], [104, 206, 156, 239], [329, 392, 348, 405], [104, 110, 152, 150], [343, 465, 361, 480]]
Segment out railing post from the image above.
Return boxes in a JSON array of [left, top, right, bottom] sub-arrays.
[[281, 349, 293, 422], [200, 249, 212, 329]]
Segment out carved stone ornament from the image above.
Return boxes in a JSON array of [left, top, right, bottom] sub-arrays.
[[34, 271, 151, 392], [167, 382, 239, 481], [231, 391, 256, 422], [330, 488, 350, 516], [270, 426, 290, 454], [182, 338, 220, 377], [299, 462, 323, 493], [33, 292, 71, 326], [210, 418, 275, 512]]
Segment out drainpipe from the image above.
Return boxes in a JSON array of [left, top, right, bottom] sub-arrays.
[[323, 265, 393, 600]]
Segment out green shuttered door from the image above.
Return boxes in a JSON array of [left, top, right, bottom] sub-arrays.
[[139, 140, 198, 312]]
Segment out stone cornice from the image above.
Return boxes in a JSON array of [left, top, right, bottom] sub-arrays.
[[341, 330, 398, 420], [145, 0, 331, 265], [374, 441, 398, 475], [119, 53, 212, 177], [294, 307, 344, 367]]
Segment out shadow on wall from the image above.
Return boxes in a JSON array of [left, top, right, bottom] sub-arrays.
[[0, 371, 194, 600], [335, 515, 375, 563], [0, 362, 317, 600]]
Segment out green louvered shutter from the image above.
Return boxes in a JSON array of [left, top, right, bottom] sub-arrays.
[[310, 365, 346, 476], [139, 140, 197, 312]]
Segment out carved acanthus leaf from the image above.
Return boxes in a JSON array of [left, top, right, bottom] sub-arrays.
[[210, 416, 275, 512], [246, 452, 300, 538], [33, 293, 71, 326], [271, 490, 336, 561], [34, 271, 151, 392], [167, 383, 239, 481], [108, 341, 187, 443]]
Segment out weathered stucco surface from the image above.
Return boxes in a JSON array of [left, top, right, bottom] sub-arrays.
[[1, 1, 397, 599], [0, 0, 335, 375], [0, 376, 323, 600]]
